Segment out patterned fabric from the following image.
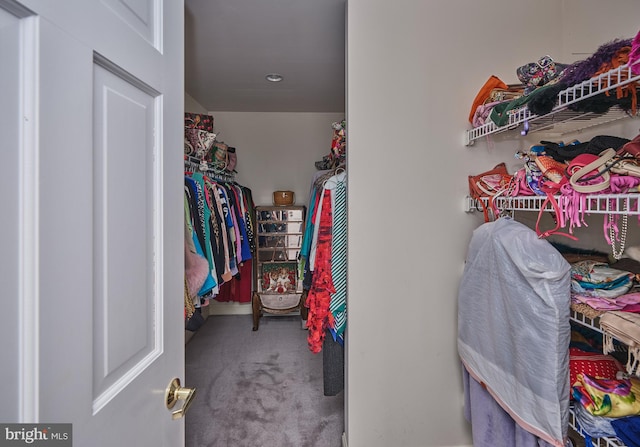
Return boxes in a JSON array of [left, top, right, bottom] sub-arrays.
[[184, 112, 214, 132], [191, 174, 217, 282], [306, 189, 335, 353], [571, 260, 635, 298], [184, 191, 217, 297], [569, 347, 624, 390], [185, 128, 216, 158], [217, 186, 238, 277], [211, 185, 233, 282], [203, 180, 226, 285], [573, 374, 640, 417], [241, 187, 256, 252], [184, 278, 195, 319], [329, 179, 347, 342]]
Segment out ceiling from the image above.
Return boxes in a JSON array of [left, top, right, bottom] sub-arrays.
[[184, 0, 346, 113]]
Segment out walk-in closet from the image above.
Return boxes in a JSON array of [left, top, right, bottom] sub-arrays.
[[181, 113, 347, 447], [181, 1, 347, 445], [11, 1, 640, 447]]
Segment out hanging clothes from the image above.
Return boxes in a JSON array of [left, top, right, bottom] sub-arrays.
[[327, 171, 347, 343], [300, 168, 347, 396], [185, 177, 218, 297], [306, 188, 335, 353], [202, 178, 227, 285], [184, 166, 255, 305], [185, 193, 217, 298]]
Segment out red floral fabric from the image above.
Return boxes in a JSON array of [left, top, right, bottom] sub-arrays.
[[306, 189, 335, 353]]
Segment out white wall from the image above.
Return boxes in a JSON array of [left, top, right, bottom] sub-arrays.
[[208, 111, 345, 207], [346, 1, 638, 446], [560, 0, 640, 61], [185, 91, 208, 113]]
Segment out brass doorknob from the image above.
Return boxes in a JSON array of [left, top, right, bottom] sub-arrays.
[[165, 378, 197, 420]]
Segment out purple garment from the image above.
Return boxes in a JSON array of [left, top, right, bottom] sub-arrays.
[[561, 39, 633, 86], [463, 366, 555, 447]]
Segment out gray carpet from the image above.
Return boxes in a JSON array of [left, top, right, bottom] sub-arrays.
[[185, 314, 344, 447]]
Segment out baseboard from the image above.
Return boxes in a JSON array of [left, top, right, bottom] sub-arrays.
[[342, 432, 347, 447]]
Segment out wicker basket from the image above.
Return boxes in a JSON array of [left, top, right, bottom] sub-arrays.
[[273, 190, 295, 206]]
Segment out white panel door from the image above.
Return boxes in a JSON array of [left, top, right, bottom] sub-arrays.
[[1, 0, 186, 445]]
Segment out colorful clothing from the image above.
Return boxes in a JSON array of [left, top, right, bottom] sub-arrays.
[[573, 374, 640, 418], [328, 173, 347, 343], [306, 189, 335, 353]]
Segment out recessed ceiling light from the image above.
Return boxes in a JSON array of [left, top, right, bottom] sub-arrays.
[[265, 73, 284, 82]]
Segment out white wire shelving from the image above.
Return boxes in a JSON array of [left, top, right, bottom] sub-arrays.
[[466, 193, 640, 216], [465, 62, 640, 146], [570, 308, 602, 334]]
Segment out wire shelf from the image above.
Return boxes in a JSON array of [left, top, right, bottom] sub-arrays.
[[465, 62, 640, 145], [570, 308, 602, 334], [466, 194, 640, 216]]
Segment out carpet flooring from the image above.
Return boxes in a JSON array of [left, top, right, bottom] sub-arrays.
[[185, 314, 345, 447]]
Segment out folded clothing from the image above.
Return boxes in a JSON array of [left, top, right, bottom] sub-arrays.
[[611, 414, 640, 447], [575, 402, 640, 447], [572, 292, 640, 311], [570, 347, 625, 390], [469, 75, 508, 123], [600, 311, 640, 376], [571, 260, 635, 298], [573, 374, 640, 417], [472, 100, 508, 127], [601, 312, 640, 346], [573, 401, 618, 438]]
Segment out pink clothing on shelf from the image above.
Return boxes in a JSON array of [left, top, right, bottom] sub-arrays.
[[572, 292, 640, 311]]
